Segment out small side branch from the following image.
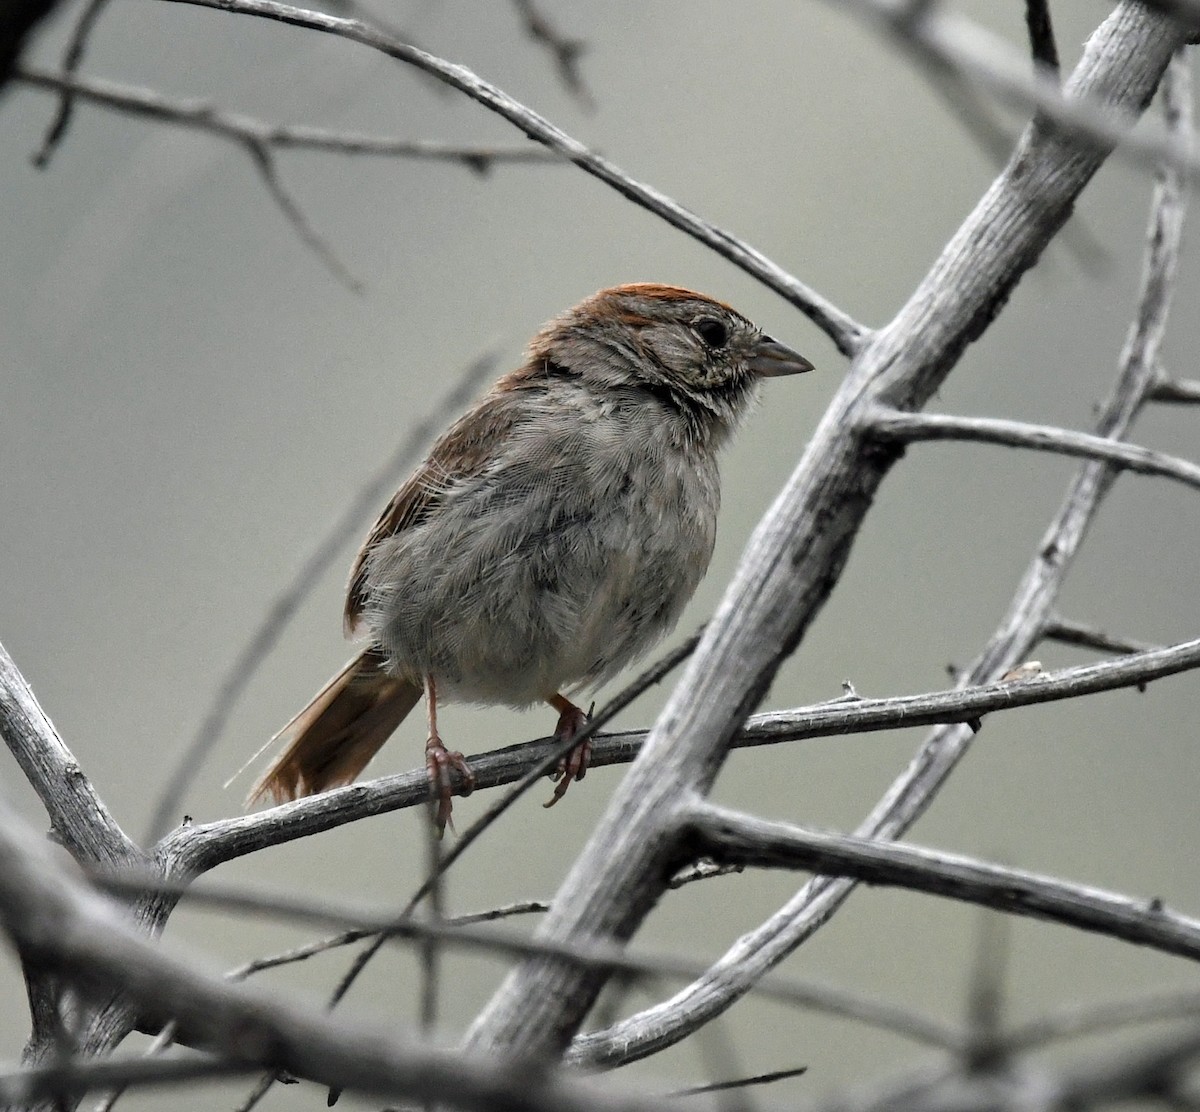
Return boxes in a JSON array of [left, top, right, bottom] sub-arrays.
[[1024, 0, 1061, 75], [1042, 615, 1159, 655], [242, 138, 362, 292], [686, 802, 1200, 962], [30, 0, 113, 166], [869, 408, 1200, 493], [1151, 374, 1200, 403], [509, 0, 591, 107], [17, 67, 568, 292], [17, 68, 565, 169]]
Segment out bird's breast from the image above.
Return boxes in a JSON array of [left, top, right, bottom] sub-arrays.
[[363, 387, 721, 705]]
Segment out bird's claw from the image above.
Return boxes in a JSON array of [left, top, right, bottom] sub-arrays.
[[426, 736, 475, 836], [543, 703, 590, 808]]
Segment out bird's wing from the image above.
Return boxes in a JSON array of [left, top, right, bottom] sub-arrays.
[[343, 382, 533, 638]]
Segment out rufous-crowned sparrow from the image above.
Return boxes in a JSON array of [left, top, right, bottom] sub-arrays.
[[248, 283, 812, 830]]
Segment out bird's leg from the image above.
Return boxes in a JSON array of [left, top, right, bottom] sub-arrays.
[[543, 693, 590, 808], [424, 674, 474, 834]]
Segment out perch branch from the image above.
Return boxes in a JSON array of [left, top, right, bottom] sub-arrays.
[[155, 636, 1200, 878]]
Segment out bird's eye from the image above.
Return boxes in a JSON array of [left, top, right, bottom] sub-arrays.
[[694, 317, 729, 350]]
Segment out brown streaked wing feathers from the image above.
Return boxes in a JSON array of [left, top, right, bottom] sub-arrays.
[[343, 386, 531, 637]]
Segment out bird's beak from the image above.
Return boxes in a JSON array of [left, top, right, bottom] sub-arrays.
[[748, 335, 814, 377]]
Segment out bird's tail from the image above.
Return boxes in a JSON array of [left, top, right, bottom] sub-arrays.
[[247, 649, 422, 805]]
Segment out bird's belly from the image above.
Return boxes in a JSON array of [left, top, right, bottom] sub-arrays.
[[363, 457, 717, 706]]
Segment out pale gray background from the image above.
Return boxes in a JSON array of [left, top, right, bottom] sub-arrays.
[[1, 2, 1198, 1108]]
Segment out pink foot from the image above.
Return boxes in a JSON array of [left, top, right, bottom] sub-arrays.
[[544, 700, 590, 809], [426, 734, 475, 835]]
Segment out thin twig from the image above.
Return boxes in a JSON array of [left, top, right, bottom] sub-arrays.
[[868, 409, 1200, 493], [90, 866, 965, 1052], [157, 0, 868, 355], [145, 349, 499, 844], [509, 0, 591, 107], [669, 1065, 809, 1098], [30, 0, 112, 167], [244, 136, 363, 291], [19, 64, 567, 290], [225, 900, 549, 981], [1024, 0, 1060, 76], [1042, 614, 1159, 655], [18, 67, 564, 168]]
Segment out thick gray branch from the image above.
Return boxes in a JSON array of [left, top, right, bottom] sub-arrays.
[[0, 641, 139, 869], [568, 44, 1194, 1071], [0, 793, 666, 1112], [465, 5, 1189, 1063]]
